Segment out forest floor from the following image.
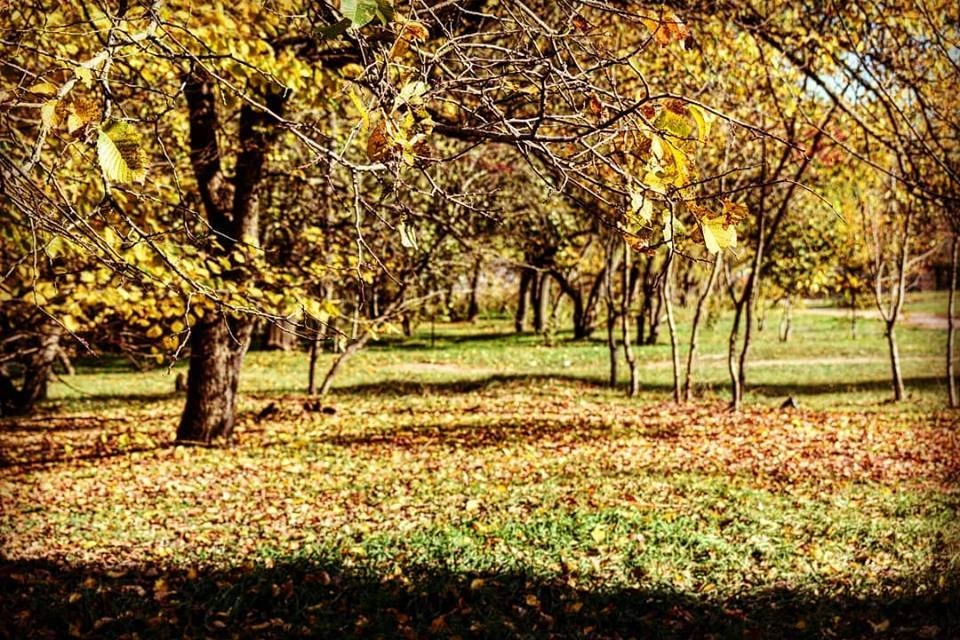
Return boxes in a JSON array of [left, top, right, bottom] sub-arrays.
[[1, 294, 958, 638]]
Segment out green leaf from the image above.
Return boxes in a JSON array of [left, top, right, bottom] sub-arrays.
[[341, 0, 393, 28], [656, 108, 693, 139], [97, 121, 146, 184], [317, 18, 351, 39]]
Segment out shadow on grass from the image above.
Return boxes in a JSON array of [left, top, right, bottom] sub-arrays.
[[320, 373, 947, 400], [1, 557, 956, 639]]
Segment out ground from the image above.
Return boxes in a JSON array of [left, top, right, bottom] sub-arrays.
[[1, 295, 958, 638]]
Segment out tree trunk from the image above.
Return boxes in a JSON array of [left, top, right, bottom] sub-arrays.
[[621, 242, 639, 397], [177, 317, 253, 442], [886, 320, 905, 402], [635, 255, 652, 344], [850, 292, 858, 340], [0, 323, 63, 416], [515, 268, 533, 332], [307, 321, 321, 396], [467, 258, 482, 322], [646, 276, 663, 345], [683, 252, 721, 403], [177, 73, 284, 443], [727, 298, 745, 411], [603, 241, 619, 387], [734, 207, 768, 409], [778, 298, 793, 343], [265, 319, 297, 351], [949, 234, 958, 408], [318, 333, 371, 396], [536, 274, 550, 334], [663, 250, 681, 403]]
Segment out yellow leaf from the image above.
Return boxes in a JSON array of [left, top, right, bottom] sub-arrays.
[[630, 190, 653, 223], [61, 314, 80, 333], [348, 87, 370, 133], [701, 216, 737, 254], [97, 121, 147, 183], [688, 104, 712, 141], [41, 100, 60, 129], [28, 81, 58, 96], [591, 525, 607, 543]]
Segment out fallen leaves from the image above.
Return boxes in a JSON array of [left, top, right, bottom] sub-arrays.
[[0, 378, 957, 638]]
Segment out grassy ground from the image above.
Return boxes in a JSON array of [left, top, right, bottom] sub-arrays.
[[1, 295, 958, 638]]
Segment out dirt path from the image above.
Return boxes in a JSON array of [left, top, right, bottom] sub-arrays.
[[803, 307, 952, 330]]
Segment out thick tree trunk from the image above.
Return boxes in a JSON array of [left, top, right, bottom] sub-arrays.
[[0, 323, 63, 416], [177, 317, 253, 442], [536, 274, 550, 334], [949, 234, 958, 408], [515, 268, 533, 332], [683, 252, 721, 402], [178, 73, 284, 442]]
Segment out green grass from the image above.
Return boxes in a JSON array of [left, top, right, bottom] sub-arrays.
[[2, 294, 958, 638], [53, 293, 954, 412]]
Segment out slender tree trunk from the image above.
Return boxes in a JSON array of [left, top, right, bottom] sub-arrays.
[[870, 202, 911, 403], [603, 242, 619, 387], [636, 255, 653, 344], [646, 277, 663, 345], [467, 258, 482, 322], [949, 234, 958, 408], [727, 298, 745, 411], [735, 208, 767, 408], [778, 298, 793, 343], [850, 292, 858, 340], [318, 333, 372, 396], [515, 268, 533, 332], [887, 320, 905, 402], [307, 321, 321, 396], [663, 252, 681, 402], [683, 253, 721, 402], [350, 295, 360, 340], [621, 242, 639, 397]]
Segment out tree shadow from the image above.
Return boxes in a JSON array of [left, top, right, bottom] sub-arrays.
[[320, 372, 947, 401], [1, 557, 956, 639], [746, 376, 947, 399]]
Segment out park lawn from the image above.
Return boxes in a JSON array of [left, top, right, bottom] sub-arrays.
[[1, 300, 959, 638]]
